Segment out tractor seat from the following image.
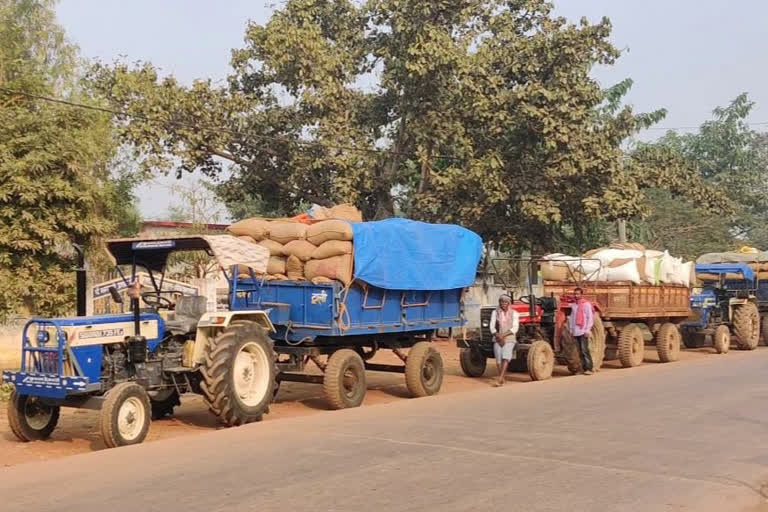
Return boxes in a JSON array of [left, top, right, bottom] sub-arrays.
[[166, 295, 208, 334]]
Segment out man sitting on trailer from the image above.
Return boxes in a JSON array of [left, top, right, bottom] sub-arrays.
[[489, 294, 520, 387], [570, 287, 595, 375]]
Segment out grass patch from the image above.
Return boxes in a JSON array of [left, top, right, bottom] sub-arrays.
[[0, 382, 12, 401]]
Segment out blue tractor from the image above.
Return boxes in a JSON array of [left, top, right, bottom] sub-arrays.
[[681, 263, 761, 353], [4, 222, 480, 448]]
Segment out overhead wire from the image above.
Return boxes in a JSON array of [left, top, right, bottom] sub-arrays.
[[0, 87, 465, 162]]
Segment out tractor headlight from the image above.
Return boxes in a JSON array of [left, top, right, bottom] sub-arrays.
[[36, 330, 50, 345]]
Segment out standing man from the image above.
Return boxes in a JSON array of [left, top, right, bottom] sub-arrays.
[[569, 287, 595, 375], [489, 294, 519, 386]]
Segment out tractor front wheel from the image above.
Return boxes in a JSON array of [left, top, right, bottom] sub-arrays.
[[100, 382, 151, 448], [8, 390, 60, 442], [459, 347, 487, 378]]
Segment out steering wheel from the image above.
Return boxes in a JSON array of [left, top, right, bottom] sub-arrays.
[[141, 292, 174, 310], [519, 295, 531, 304]]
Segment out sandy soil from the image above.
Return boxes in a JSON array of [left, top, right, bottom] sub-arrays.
[[0, 340, 721, 467]]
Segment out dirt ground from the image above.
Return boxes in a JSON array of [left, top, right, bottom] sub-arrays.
[[0, 340, 722, 467]]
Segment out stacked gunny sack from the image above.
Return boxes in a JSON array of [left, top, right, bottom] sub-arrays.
[[226, 204, 362, 286], [696, 247, 768, 280], [541, 242, 695, 286]]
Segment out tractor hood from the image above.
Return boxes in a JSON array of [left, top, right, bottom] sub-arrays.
[[105, 235, 270, 274]]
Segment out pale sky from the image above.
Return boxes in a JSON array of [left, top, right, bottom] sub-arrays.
[[56, 1, 768, 220]]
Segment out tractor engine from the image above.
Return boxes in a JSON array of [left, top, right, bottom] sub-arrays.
[[100, 336, 187, 390]]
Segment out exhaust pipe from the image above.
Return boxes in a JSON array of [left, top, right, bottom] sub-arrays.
[[72, 244, 86, 317]]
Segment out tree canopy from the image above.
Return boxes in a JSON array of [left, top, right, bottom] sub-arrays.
[[91, 0, 729, 253], [0, 0, 134, 320]]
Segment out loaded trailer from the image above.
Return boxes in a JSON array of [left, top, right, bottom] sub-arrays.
[[458, 257, 692, 380], [543, 280, 691, 367], [3, 219, 483, 448]]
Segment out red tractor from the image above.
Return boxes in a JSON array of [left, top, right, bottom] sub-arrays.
[[457, 258, 605, 381]]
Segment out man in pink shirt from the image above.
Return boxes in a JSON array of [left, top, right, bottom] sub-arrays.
[[569, 287, 595, 375]]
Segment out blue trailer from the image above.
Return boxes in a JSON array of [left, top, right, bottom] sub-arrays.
[[681, 263, 761, 353], [3, 220, 482, 448]]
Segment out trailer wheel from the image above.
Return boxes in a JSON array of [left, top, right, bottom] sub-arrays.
[[714, 325, 731, 354], [733, 302, 760, 350], [562, 315, 606, 374], [323, 349, 367, 409], [405, 342, 444, 398], [200, 322, 276, 426], [459, 347, 487, 377], [7, 390, 60, 442], [100, 382, 151, 448], [618, 323, 645, 367], [527, 340, 554, 381], [149, 389, 181, 420], [655, 323, 681, 363]]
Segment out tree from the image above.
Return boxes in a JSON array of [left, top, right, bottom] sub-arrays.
[[90, 0, 729, 252], [628, 93, 768, 256], [0, 0, 130, 320]]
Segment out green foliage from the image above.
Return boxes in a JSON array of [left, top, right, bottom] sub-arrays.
[[629, 94, 767, 257], [0, 382, 11, 401], [0, 0, 132, 320], [90, 0, 728, 251]]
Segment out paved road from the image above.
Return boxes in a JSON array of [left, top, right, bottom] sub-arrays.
[[3, 350, 768, 512]]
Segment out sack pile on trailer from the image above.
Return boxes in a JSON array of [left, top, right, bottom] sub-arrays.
[[226, 204, 360, 285], [541, 243, 695, 286], [696, 247, 768, 279]]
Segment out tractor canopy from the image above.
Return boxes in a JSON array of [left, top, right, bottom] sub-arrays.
[[105, 235, 270, 274]]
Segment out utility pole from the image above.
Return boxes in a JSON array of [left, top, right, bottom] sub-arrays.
[[618, 219, 627, 243]]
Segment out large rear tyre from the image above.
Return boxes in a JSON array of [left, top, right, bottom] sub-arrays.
[[618, 323, 645, 368], [562, 315, 606, 374], [200, 322, 276, 426], [323, 349, 367, 409], [760, 315, 768, 346], [100, 382, 151, 448], [459, 347, 487, 378], [733, 303, 760, 350], [714, 325, 731, 354], [655, 323, 681, 363], [405, 342, 444, 397], [7, 390, 59, 442], [527, 340, 554, 381]]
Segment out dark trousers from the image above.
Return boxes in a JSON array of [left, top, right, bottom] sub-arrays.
[[575, 335, 593, 372]]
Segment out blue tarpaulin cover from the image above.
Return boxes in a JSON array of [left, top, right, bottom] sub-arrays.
[[350, 218, 483, 290]]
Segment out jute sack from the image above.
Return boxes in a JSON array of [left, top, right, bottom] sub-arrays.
[[267, 256, 286, 275], [306, 220, 353, 245], [269, 221, 307, 245], [541, 262, 570, 281], [311, 276, 334, 285], [237, 235, 256, 244], [312, 240, 353, 260], [305, 254, 353, 285], [328, 204, 363, 222], [283, 240, 316, 262], [608, 257, 634, 268], [265, 274, 289, 281], [286, 255, 305, 281], [583, 247, 608, 258], [258, 239, 285, 256], [227, 218, 270, 241]]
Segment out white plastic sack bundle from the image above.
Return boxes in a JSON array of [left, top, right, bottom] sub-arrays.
[[591, 248, 643, 266], [604, 260, 642, 284]]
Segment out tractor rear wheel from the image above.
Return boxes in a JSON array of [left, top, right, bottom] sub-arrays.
[[562, 315, 606, 374], [761, 315, 768, 346], [7, 390, 59, 442], [100, 382, 151, 448], [527, 340, 554, 381], [459, 347, 487, 377], [200, 321, 276, 426], [714, 325, 731, 354], [618, 323, 645, 367], [655, 323, 681, 363], [733, 302, 760, 350], [405, 342, 444, 397], [323, 349, 367, 409]]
